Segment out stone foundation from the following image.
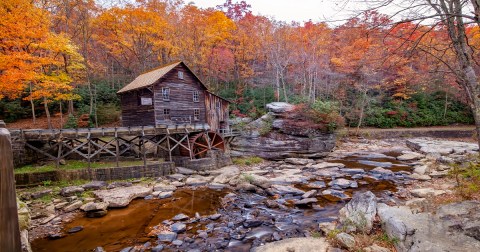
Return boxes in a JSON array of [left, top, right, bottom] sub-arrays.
[[172, 150, 233, 171], [15, 162, 175, 186]]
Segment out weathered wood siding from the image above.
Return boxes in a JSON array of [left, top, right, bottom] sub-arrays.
[[153, 64, 207, 125], [205, 92, 230, 131], [120, 90, 155, 126]]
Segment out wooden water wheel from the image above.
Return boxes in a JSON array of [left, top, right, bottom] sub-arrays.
[[179, 131, 225, 159]]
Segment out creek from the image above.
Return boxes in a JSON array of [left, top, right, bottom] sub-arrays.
[[31, 152, 413, 252]]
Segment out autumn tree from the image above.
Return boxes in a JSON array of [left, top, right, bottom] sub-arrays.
[[0, 0, 85, 127]]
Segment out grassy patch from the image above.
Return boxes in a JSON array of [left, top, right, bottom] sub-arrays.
[[15, 160, 145, 174], [450, 155, 480, 200], [232, 156, 264, 166], [242, 173, 255, 183]]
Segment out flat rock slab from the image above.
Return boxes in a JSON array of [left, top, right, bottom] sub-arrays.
[[271, 185, 305, 195], [94, 186, 152, 208], [407, 138, 478, 155], [251, 237, 329, 252], [377, 202, 480, 252]]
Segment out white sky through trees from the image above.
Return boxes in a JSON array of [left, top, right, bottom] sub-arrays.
[[192, 0, 360, 23]]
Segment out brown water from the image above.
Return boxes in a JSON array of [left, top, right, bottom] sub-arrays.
[[328, 155, 412, 172], [31, 188, 228, 252]]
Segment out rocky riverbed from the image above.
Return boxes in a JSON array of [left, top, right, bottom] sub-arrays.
[[20, 137, 480, 252]]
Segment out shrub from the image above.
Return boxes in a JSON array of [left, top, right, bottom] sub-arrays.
[[96, 103, 121, 125], [64, 114, 78, 129], [450, 157, 480, 199], [232, 156, 264, 166]]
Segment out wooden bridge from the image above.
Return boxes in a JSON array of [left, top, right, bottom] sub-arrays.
[[10, 123, 240, 168]]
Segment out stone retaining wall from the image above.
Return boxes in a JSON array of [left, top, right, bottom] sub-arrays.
[[15, 162, 175, 186], [173, 150, 233, 171]]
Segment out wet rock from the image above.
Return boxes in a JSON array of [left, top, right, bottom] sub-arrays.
[[328, 178, 358, 189], [86, 210, 108, 218], [107, 181, 132, 189], [306, 181, 326, 189], [408, 173, 431, 181], [60, 186, 84, 197], [94, 186, 152, 208], [342, 168, 365, 175], [336, 232, 355, 249], [172, 213, 189, 221], [410, 188, 446, 198], [176, 167, 196, 175], [413, 165, 429, 175], [64, 200, 83, 212], [208, 183, 226, 190], [80, 202, 108, 212], [236, 183, 257, 192], [364, 244, 390, 252], [172, 240, 183, 246], [322, 189, 350, 200], [271, 184, 305, 195], [294, 198, 317, 206], [166, 174, 186, 181], [264, 199, 280, 209], [312, 162, 345, 169], [158, 191, 173, 199], [157, 231, 177, 242], [285, 158, 314, 165], [93, 247, 106, 252], [153, 183, 176, 192], [48, 233, 66, 240], [119, 247, 132, 252], [209, 214, 222, 220], [185, 176, 213, 186], [171, 223, 186, 233], [339, 191, 377, 233], [315, 168, 341, 177], [302, 190, 317, 199], [31, 189, 52, 199], [251, 237, 329, 252], [371, 167, 394, 176], [151, 245, 164, 252], [359, 160, 392, 168], [82, 181, 107, 190], [171, 181, 185, 187], [67, 226, 83, 233], [243, 219, 263, 228], [397, 152, 424, 161]]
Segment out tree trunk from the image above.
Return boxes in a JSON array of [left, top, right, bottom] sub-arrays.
[[59, 101, 63, 129], [356, 89, 368, 134], [29, 83, 36, 125], [44, 98, 52, 129]]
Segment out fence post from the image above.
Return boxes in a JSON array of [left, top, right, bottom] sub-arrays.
[[0, 120, 22, 252]]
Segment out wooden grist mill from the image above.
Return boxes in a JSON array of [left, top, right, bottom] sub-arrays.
[[11, 61, 238, 167]]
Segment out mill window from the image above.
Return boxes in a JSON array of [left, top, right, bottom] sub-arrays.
[[178, 71, 184, 79], [163, 108, 170, 120], [194, 109, 200, 121], [193, 91, 199, 102], [162, 87, 170, 101]]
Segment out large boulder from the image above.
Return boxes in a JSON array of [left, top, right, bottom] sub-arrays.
[[231, 107, 336, 160], [339, 191, 377, 233], [377, 202, 480, 252], [93, 186, 152, 208], [266, 102, 295, 113]]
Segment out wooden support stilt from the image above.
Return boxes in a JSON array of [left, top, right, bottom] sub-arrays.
[[167, 129, 172, 162], [87, 129, 91, 170], [115, 128, 119, 167], [142, 126, 146, 168]]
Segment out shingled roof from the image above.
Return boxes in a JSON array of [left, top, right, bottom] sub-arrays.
[[118, 61, 189, 94]]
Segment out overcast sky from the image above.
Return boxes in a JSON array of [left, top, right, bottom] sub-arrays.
[[191, 0, 363, 23]]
